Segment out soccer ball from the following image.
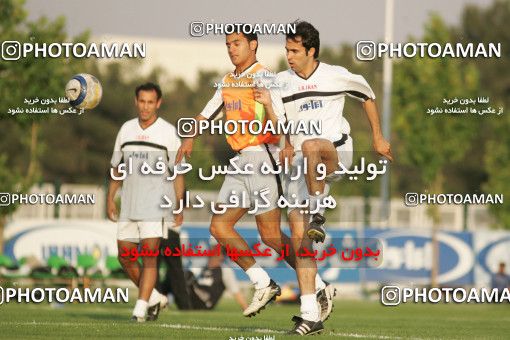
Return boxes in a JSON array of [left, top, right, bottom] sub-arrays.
[[65, 73, 102, 109]]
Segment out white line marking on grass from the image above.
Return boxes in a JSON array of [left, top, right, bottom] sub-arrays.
[[158, 323, 431, 340], [0, 321, 435, 340]]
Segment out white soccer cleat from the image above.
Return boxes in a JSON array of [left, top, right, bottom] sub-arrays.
[[159, 294, 169, 310], [130, 315, 145, 323], [317, 282, 337, 322], [243, 279, 281, 317]]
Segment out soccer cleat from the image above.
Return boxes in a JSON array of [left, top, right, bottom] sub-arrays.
[[317, 282, 337, 322], [307, 213, 326, 243], [146, 295, 168, 321], [243, 279, 281, 317], [130, 315, 145, 323], [288, 315, 324, 335]]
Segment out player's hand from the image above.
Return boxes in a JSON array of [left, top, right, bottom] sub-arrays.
[[107, 200, 118, 222], [176, 138, 193, 163], [253, 85, 271, 107], [174, 212, 183, 227], [373, 136, 394, 162], [279, 144, 295, 165]]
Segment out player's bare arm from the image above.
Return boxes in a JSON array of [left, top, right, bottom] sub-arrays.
[[173, 174, 185, 226], [362, 98, 394, 162], [175, 114, 208, 163], [253, 86, 278, 126], [279, 133, 295, 165], [107, 168, 122, 222]]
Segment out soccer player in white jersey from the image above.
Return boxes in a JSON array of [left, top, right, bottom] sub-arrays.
[[277, 21, 393, 335], [176, 31, 331, 320], [107, 83, 185, 322]]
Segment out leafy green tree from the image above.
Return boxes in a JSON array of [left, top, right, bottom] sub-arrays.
[[392, 14, 480, 284], [0, 0, 87, 252], [456, 0, 510, 227]]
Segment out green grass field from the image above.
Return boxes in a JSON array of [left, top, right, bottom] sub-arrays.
[[1, 298, 509, 339]]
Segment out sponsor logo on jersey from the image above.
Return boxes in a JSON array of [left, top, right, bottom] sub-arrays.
[[298, 84, 317, 91], [225, 99, 242, 111], [298, 100, 323, 112]]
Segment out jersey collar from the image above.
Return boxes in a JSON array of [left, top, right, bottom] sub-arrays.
[[138, 116, 159, 130], [233, 60, 259, 78], [294, 60, 321, 81]]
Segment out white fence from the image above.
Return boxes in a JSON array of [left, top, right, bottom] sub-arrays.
[[9, 184, 499, 231]]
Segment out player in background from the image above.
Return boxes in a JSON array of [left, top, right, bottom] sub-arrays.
[[176, 30, 331, 318], [107, 83, 185, 322], [277, 21, 393, 334]]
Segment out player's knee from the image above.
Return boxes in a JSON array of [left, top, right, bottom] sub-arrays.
[[141, 256, 157, 267], [209, 223, 226, 238], [210, 217, 236, 237], [301, 139, 319, 154], [209, 224, 218, 238]]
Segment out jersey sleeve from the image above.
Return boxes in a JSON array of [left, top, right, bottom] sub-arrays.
[[340, 69, 376, 102], [199, 81, 225, 120], [110, 129, 123, 168]]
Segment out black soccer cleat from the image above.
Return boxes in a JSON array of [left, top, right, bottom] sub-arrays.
[[288, 315, 324, 335], [307, 213, 326, 243], [146, 303, 161, 321]]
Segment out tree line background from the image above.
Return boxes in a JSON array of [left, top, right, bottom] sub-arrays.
[[1, 0, 509, 228]]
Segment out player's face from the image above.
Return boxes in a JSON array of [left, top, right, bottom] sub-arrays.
[[285, 37, 315, 73], [226, 33, 255, 66], [135, 89, 161, 122]]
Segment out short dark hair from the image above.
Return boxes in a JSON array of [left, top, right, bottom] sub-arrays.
[[135, 82, 162, 100], [227, 28, 258, 53], [244, 32, 258, 53], [286, 21, 320, 59], [243, 32, 258, 45]]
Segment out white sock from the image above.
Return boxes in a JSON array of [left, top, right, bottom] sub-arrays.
[[300, 294, 320, 322], [246, 263, 271, 289], [132, 299, 148, 318], [315, 274, 326, 292], [319, 183, 331, 215], [148, 289, 162, 307], [309, 194, 321, 214], [309, 185, 330, 216]]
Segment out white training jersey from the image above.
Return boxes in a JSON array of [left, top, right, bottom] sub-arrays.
[[110, 117, 182, 221], [277, 62, 375, 150]]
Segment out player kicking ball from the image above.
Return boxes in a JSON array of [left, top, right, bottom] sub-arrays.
[[279, 21, 393, 245], [277, 21, 392, 334]]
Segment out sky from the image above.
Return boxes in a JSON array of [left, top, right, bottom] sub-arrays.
[[26, 0, 494, 47]]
